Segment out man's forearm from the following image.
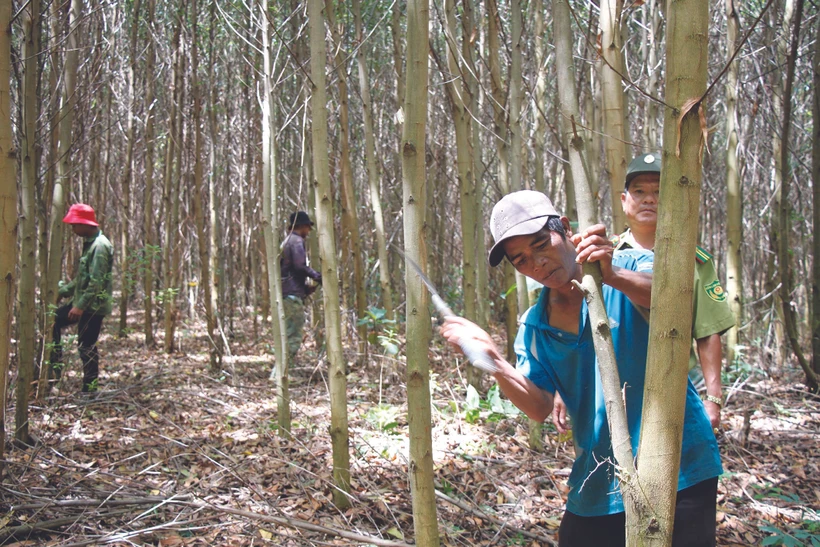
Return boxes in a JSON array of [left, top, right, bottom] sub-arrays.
[[605, 267, 652, 309], [696, 334, 723, 399], [493, 360, 554, 423]]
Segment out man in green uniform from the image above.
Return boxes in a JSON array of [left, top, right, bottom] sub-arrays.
[[553, 152, 735, 431], [52, 204, 114, 393]]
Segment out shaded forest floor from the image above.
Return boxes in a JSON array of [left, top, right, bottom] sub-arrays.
[[2, 310, 819, 546]]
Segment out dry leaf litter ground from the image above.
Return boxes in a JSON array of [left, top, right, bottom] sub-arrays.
[[2, 312, 818, 546]]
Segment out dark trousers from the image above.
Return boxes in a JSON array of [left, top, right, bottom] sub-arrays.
[[558, 477, 718, 547], [50, 303, 105, 391]]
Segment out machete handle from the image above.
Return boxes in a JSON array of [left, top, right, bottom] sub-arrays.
[[458, 338, 498, 374]]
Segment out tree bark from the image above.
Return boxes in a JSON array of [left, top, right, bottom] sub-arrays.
[[190, 0, 218, 372], [325, 0, 367, 362], [0, 0, 16, 467], [119, 0, 143, 337], [17, 0, 40, 440], [444, 0, 479, 387], [308, 0, 351, 507], [39, 0, 81, 400], [776, 0, 816, 391], [599, 0, 628, 234], [143, 0, 156, 348], [402, 0, 440, 544], [259, 0, 290, 429], [725, 0, 742, 367], [486, 0, 519, 360], [554, 0, 642, 541], [635, 0, 709, 542], [813, 4, 820, 382], [353, 0, 394, 321]]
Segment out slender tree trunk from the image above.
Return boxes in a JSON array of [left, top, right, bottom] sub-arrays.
[[554, 0, 642, 541], [776, 0, 816, 391], [599, 0, 628, 234], [486, 0, 518, 360], [17, 0, 40, 441], [402, 0, 439, 543], [39, 0, 81, 400], [510, 0, 530, 318], [532, 0, 547, 195], [812, 8, 820, 382], [444, 0, 479, 387], [725, 0, 742, 367], [207, 0, 222, 366], [353, 0, 394, 321], [163, 8, 185, 354], [0, 0, 16, 467], [635, 0, 710, 542], [308, 0, 350, 507], [143, 0, 156, 348], [325, 0, 367, 362], [642, 0, 662, 150], [119, 0, 143, 337], [768, 0, 794, 369], [259, 0, 290, 428], [189, 0, 217, 372]]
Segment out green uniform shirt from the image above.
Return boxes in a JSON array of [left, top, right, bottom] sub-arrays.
[[58, 231, 114, 316], [613, 230, 736, 369]]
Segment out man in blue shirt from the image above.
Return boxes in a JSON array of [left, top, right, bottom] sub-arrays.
[[441, 190, 722, 546]]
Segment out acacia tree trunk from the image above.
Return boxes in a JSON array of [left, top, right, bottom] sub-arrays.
[[308, 0, 351, 507], [599, 0, 628, 234], [642, 0, 662, 149], [635, 0, 709, 542], [119, 0, 143, 337], [207, 0, 222, 365], [776, 0, 817, 391], [163, 6, 185, 354], [813, 8, 820, 382], [353, 0, 394, 321], [486, 0, 518, 360], [325, 0, 367, 361], [510, 0, 530, 319], [444, 0, 480, 387], [725, 0, 742, 367], [259, 0, 290, 428], [402, 0, 439, 543], [0, 0, 16, 467], [143, 0, 156, 348], [39, 0, 81, 400], [17, 0, 39, 440], [554, 0, 642, 541], [767, 0, 794, 369], [190, 0, 218, 372]]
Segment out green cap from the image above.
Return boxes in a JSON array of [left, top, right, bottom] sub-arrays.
[[625, 152, 661, 189]]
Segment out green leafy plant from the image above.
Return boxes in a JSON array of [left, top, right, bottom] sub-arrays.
[[464, 384, 520, 424], [760, 524, 820, 547], [357, 306, 400, 355], [364, 403, 401, 435]]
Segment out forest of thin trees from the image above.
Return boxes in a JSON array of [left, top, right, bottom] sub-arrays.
[[0, 0, 818, 543]]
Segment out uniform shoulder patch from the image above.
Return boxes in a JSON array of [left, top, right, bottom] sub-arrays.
[[695, 246, 712, 264], [704, 279, 727, 302]]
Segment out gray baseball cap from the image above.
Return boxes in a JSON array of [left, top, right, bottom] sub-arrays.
[[488, 190, 560, 267]]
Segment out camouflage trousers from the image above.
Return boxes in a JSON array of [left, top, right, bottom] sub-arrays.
[[283, 295, 306, 365]]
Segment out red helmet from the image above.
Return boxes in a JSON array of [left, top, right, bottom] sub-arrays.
[[62, 204, 99, 226]]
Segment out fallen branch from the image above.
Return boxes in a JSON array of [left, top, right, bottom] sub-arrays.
[[192, 500, 413, 547], [435, 490, 557, 546]]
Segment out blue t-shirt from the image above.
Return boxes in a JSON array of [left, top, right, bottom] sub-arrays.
[[515, 249, 723, 517]]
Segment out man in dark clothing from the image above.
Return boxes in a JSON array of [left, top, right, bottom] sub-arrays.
[[52, 204, 114, 393], [281, 211, 322, 365]]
